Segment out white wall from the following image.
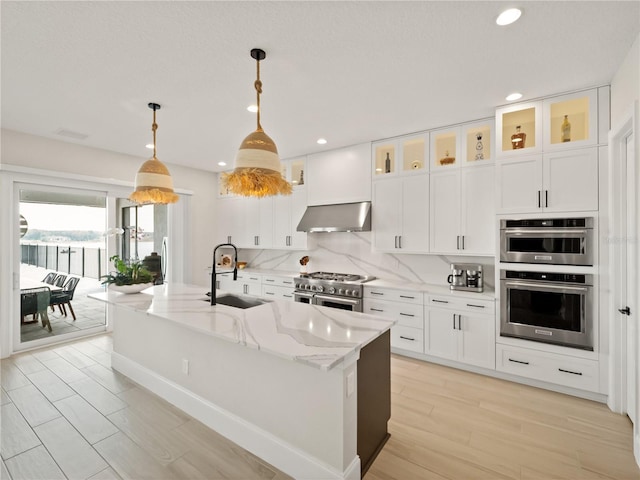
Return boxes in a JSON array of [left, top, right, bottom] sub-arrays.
[[1, 128, 218, 287], [611, 33, 640, 125]]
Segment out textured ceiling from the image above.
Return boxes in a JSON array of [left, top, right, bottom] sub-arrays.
[[2, 1, 639, 173]]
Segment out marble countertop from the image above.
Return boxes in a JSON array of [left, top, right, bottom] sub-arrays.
[[89, 283, 395, 372]]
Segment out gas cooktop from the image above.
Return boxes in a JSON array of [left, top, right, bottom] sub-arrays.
[[298, 272, 375, 283]]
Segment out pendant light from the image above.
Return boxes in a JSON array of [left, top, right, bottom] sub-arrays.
[[129, 103, 179, 205], [222, 48, 292, 197]]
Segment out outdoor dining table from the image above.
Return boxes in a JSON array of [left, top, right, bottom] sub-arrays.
[[20, 281, 62, 331]]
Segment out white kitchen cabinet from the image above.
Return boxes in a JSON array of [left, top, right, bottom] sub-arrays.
[[244, 197, 274, 248], [542, 89, 598, 151], [496, 148, 598, 214], [430, 164, 495, 255], [372, 133, 428, 177], [306, 142, 371, 206], [363, 287, 425, 353], [425, 295, 495, 369], [372, 175, 429, 253], [215, 197, 244, 245], [496, 101, 543, 157], [261, 284, 295, 301], [273, 187, 307, 249], [216, 272, 262, 296]]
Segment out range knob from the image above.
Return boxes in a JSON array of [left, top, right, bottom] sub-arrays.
[[316, 285, 324, 293], [338, 288, 344, 295], [305, 284, 311, 290], [294, 283, 300, 289], [344, 289, 351, 296], [328, 287, 336, 294], [310, 285, 317, 291]]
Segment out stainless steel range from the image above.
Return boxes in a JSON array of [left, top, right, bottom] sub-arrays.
[[294, 272, 376, 312]]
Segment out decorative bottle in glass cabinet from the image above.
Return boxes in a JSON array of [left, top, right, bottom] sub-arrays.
[[511, 125, 526, 149], [561, 115, 571, 142]]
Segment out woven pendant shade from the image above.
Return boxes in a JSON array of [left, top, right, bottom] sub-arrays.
[[129, 103, 179, 205], [222, 48, 292, 198]]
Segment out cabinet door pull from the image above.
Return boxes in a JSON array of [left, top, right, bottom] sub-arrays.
[[399, 336, 415, 341], [461, 235, 465, 250], [466, 303, 485, 309], [456, 235, 460, 250], [508, 358, 530, 365], [265, 279, 275, 282], [394, 236, 398, 248], [432, 299, 449, 304], [283, 295, 293, 298], [399, 295, 415, 299], [457, 314, 462, 330], [545, 190, 549, 208], [371, 291, 384, 296], [537, 190, 541, 208], [265, 292, 275, 296], [558, 368, 583, 376], [452, 313, 457, 330], [370, 308, 384, 312], [283, 281, 293, 285], [399, 313, 415, 317], [398, 236, 402, 249], [227, 236, 232, 244]]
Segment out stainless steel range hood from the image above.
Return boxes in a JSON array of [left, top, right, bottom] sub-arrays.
[[296, 201, 371, 233]]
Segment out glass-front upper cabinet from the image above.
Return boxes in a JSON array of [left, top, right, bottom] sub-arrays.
[[372, 133, 427, 177], [461, 119, 494, 165], [543, 89, 597, 149], [281, 157, 307, 188], [496, 101, 542, 157], [430, 127, 459, 170]]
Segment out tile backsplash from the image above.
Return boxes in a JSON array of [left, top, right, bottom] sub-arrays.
[[239, 232, 495, 290]]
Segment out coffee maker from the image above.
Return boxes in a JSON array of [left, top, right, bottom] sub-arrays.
[[447, 263, 483, 292]]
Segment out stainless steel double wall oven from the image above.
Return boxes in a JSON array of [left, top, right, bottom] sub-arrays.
[[499, 217, 595, 351]]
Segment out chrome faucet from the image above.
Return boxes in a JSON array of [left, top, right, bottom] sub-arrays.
[[211, 243, 238, 305]]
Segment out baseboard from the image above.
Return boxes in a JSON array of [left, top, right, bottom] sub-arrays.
[[112, 352, 359, 480]]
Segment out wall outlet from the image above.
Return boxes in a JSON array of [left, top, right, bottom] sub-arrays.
[[182, 358, 189, 375]]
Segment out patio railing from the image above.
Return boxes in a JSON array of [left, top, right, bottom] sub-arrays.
[[20, 243, 106, 280]]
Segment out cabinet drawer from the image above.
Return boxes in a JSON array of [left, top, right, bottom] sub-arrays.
[[428, 295, 495, 313], [261, 285, 294, 301], [496, 344, 599, 392], [237, 273, 262, 283], [262, 275, 295, 288], [364, 299, 424, 329], [391, 326, 424, 353], [364, 287, 423, 304]]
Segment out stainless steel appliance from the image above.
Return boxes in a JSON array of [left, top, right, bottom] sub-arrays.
[[293, 272, 376, 312], [500, 270, 594, 350], [500, 217, 594, 266], [447, 263, 483, 292]]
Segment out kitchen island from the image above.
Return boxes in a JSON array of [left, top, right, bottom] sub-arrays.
[[89, 283, 395, 480]]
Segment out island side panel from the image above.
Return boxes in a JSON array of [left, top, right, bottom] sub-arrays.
[[357, 330, 391, 475], [110, 305, 359, 477]]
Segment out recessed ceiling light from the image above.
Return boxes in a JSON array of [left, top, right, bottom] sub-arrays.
[[247, 105, 258, 113], [145, 143, 154, 149], [506, 92, 523, 101], [218, 161, 227, 166], [496, 8, 522, 26], [317, 138, 327, 145]]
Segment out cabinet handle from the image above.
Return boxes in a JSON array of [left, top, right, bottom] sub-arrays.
[[461, 235, 465, 250], [265, 292, 275, 296], [394, 236, 398, 248], [508, 358, 530, 365], [399, 336, 416, 341], [432, 299, 449, 304], [249, 277, 259, 281], [283, 295, 293, 298], [265, 279, 275, 282], [452, 313, 457, 330], [558, 368, 583, 376], [399, 313, 415, 317], [398, 236, 402, 249], [545, 190, 549, 208], [399, 295, 415, 299], [456, 235, 460, 250], [457, 314, 462, 330], [537, 190, 541, 208], [370, 308, 384, 312], [283, 281, 293, 285], [227, 236, 232, 244], [371, 292, 384, 296], [215, 281, 220, 289], [466, 303, 485, 309]]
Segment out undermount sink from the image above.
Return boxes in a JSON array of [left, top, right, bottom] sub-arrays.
[[204, 294, 269, 309]]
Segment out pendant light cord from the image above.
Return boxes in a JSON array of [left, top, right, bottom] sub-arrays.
[[255, 57, 262, 131], [152, 107, 158, 158]]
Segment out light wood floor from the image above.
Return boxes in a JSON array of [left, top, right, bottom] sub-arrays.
[[2, 335, 639, 480], [366, 355, 640, 480]]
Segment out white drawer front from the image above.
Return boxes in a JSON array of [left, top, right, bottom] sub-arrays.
[[428, 295, 495, 314], [263, 275, 295, 288], [497, 345, 599, 392], [391, 326, 424, 353], [237, 273, 262, 284], [364, 299, 424, 329], [261, 285, 294, 301], [364, 287, 423, 304]]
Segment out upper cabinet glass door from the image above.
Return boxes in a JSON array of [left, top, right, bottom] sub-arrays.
[[543, 90, 597, 149], [401, 134, 427, 173], [462, 119, 493, 165], [496, 101, 542, 157], [431, 127, 459, 169], [373, 142, 396, 176]]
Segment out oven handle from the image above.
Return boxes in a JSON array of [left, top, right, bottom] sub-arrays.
[[294, 291, 315, 299], [504, 229, 588, 235], [314, 294, 361, 306], [504, 281, 589, 292]]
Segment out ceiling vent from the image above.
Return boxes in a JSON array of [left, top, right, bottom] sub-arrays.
[[54, 128, 88, 140]]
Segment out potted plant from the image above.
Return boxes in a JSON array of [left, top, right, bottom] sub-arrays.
[[101, 255, 154, 293]]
